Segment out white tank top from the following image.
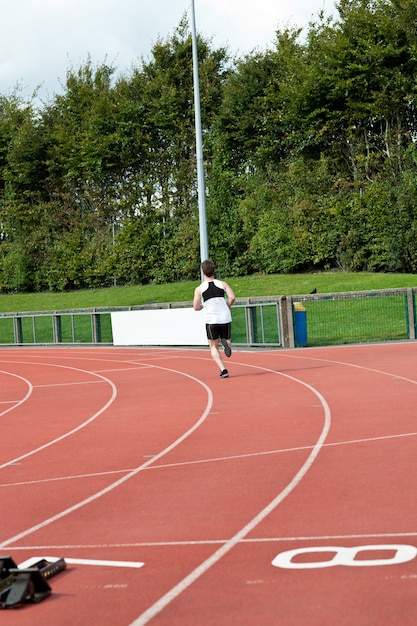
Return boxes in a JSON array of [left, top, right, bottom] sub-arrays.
[[200, 279, 232, 324]]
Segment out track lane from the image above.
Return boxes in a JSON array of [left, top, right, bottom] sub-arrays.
[[1, 345, 416, 625]]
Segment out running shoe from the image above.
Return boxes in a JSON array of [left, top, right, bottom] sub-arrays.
[[221, 338, 232, 357], [219, 369, 229, 378]]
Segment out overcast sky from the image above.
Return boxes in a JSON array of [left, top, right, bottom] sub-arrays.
[[1, 0, 337, 102]]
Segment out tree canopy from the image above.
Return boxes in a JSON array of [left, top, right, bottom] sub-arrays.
[[1, 1, 417, 292]]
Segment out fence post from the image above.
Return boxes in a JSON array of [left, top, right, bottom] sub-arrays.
[[287, 297, 296, 348], [92, 313, 102, 343], [245, 306, 258, 344], [53, 315, 62, 343], [279, 297, 295, 349], [13, 317, 23, 344], [406, 288, 416, 340]]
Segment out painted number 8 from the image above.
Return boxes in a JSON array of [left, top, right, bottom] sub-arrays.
[[272, 545, 417, 569]]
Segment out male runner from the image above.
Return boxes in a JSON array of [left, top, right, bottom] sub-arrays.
[[193, 259, 236, 377]]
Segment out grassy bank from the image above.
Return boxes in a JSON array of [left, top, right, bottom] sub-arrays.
[[0, 271, 416, 313]]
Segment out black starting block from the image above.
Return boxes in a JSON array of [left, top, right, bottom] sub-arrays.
[[0, 556, 66, 609], [27, 557, 67, 580]]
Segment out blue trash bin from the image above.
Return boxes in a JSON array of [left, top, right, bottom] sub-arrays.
[[293, 302, 307, 347]]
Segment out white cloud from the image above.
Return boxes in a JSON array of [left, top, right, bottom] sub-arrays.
[[0, 0, 336, 100]]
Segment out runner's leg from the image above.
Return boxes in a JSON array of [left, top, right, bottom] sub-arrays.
[[208, 339, 226, 372]]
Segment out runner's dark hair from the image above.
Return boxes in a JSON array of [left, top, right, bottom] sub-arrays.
[[201, 259, 215, 277]]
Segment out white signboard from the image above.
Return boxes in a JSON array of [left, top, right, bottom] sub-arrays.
[[111, 308, 207, 346]]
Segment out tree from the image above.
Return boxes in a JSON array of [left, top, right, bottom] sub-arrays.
[[110, 18, 229, 283]]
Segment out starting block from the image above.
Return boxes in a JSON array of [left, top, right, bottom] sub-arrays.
[[0, 556, 66, 609]]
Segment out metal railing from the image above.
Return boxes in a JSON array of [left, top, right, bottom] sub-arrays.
[[288, 287, 416, 348], [0, 287, 416, 348]]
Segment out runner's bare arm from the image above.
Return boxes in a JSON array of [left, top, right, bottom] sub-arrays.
[[193, 286, 203, 310], [223, 282, 236, 308]]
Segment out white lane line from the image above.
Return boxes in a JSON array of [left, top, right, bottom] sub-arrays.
[[35, 380, 106, 388], [7, 529, 417, 553], [129, 366, 331, 626], [19, 556, 144, 569], [272, 350, 417, 386], [2, 428, 417, 489], [0, 370, 33, 417], [0, 362, 117, 471], [0, 365, 213, 549]]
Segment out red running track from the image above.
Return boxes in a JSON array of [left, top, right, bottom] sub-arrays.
[[0, 343, 417, 625]]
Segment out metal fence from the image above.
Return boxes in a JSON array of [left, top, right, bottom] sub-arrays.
[[0, 287, 415, 348], [289, 288, 416, 348], [0, 309, 113, 346]]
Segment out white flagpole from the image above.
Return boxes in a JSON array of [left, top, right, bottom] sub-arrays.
[[190, 0, 209, 263]]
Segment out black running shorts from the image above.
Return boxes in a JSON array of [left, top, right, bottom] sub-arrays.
[[206, 322, 231, 341]]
